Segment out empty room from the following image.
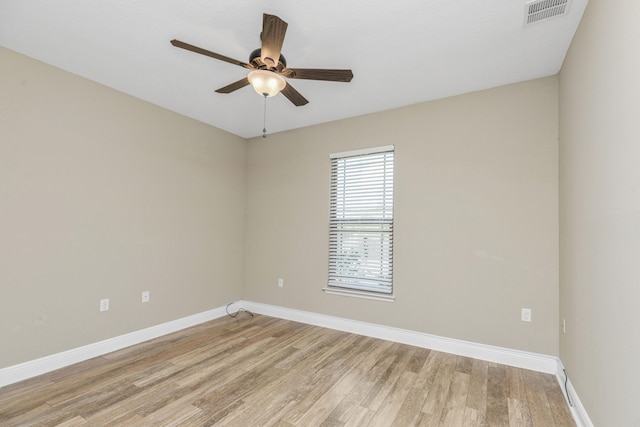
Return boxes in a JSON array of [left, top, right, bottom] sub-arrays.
[[1, 0, 637, 425]]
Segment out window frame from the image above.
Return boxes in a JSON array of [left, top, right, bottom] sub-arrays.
[[324, 145, 395, 302]]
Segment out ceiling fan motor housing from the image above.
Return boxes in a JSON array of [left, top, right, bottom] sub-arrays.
[[249, 48, 287, 71]]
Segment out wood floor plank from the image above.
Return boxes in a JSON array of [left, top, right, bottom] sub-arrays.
[[437, 370, 470, 427], [102, 412, 145, 426], [390, 348, 443, 426], [0, 376, 55, 404], [416, 411, 435, 426], [466, 357, 489, 426], [139, 400, 202, 425], [420, 351, 458, 423], [231, 335, 374, 426], [272, 419, 297, 427], [343, 405, 376, 427], [367, 370, 417, 426], [505, 366, 533, 426], [282, 343, 369, 425], [0, 403, 56, 426], [522, 368, 561, 427], [324, 340, 396, 423], [0, 315, 575, 427], [486, 365, 510, 427], [445, 370, 470, 408], [508, 396, 533, 427], [406, 347, 432, 374], [540, 369, 576, 426], [439, 406, 467, 427], [414, 350, 443, 390], [361, 344, 416, 411], [391, 386, 429, 426], [506, 365, 527, 402], [225, 331, 360, 425], [462, 407, 480, 425], [455, 355, 474, 375], [54, 415, 87, 427]]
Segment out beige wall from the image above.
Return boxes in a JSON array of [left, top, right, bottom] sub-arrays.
[[559, 0, 640, 425], [245, 77, 559, 355], [0, 47, 247, 368], [1, 42, 562, 372]]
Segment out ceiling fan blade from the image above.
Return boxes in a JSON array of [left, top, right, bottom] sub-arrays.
[[281, 68, 354, 82], [260, 14, 288, 69], [281, 83, 309, 106], [215, 77, 250, 94], [170, 39, 252, 69]]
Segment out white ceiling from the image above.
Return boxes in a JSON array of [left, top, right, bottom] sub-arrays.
[[0, 0, 587, 139]]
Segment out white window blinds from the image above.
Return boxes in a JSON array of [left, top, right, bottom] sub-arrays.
[[328, 146, 394, 294]]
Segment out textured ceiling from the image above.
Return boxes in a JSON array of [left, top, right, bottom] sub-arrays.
[[0, 0, 588, 138]]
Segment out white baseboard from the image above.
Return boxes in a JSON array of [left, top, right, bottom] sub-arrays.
[[239, 300, 559, 374], [556, 360, 594, 427], [0, 307, 227, 388], [241, 301, 594, 426], [0, 300, 592, 427]]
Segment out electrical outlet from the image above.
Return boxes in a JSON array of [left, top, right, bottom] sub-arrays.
[[562, 317, 566, 334], [142, 291, 150, 303], [521, 308, 532, 322], [100, 298, 110, 312], [278, 278, 284, 288]]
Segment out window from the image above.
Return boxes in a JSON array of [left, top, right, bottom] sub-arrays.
[[326, 146, 394, 300]]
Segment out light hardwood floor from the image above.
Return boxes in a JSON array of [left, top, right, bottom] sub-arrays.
[[0, 314, 575, 426]]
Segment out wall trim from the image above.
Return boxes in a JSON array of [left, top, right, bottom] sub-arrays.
[[239, 300, 559, 374], [0, 300, 592, 427], [0, 307, 227, 388], [556, 359, 594, 427]]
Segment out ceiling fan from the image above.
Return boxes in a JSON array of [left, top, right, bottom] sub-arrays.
[[170, 13, 353, 106]]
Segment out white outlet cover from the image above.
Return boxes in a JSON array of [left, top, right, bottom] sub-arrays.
[[521, 308, 532, 322], [100, 298, 109, 312], [142, 291, 150, 303]]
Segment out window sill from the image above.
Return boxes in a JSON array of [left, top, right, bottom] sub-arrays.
[[322, 287, 395, 302]]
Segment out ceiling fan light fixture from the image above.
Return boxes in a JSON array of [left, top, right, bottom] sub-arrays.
[[248, 69, 286, 97]]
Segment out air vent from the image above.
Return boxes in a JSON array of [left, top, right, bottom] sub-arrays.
[[524, 0, 570, 26]]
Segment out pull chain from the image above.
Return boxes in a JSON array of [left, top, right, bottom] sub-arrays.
[[262, 93, 268, 138]]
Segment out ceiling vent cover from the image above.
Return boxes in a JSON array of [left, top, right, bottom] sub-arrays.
[[524, 0, 570, 26]]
